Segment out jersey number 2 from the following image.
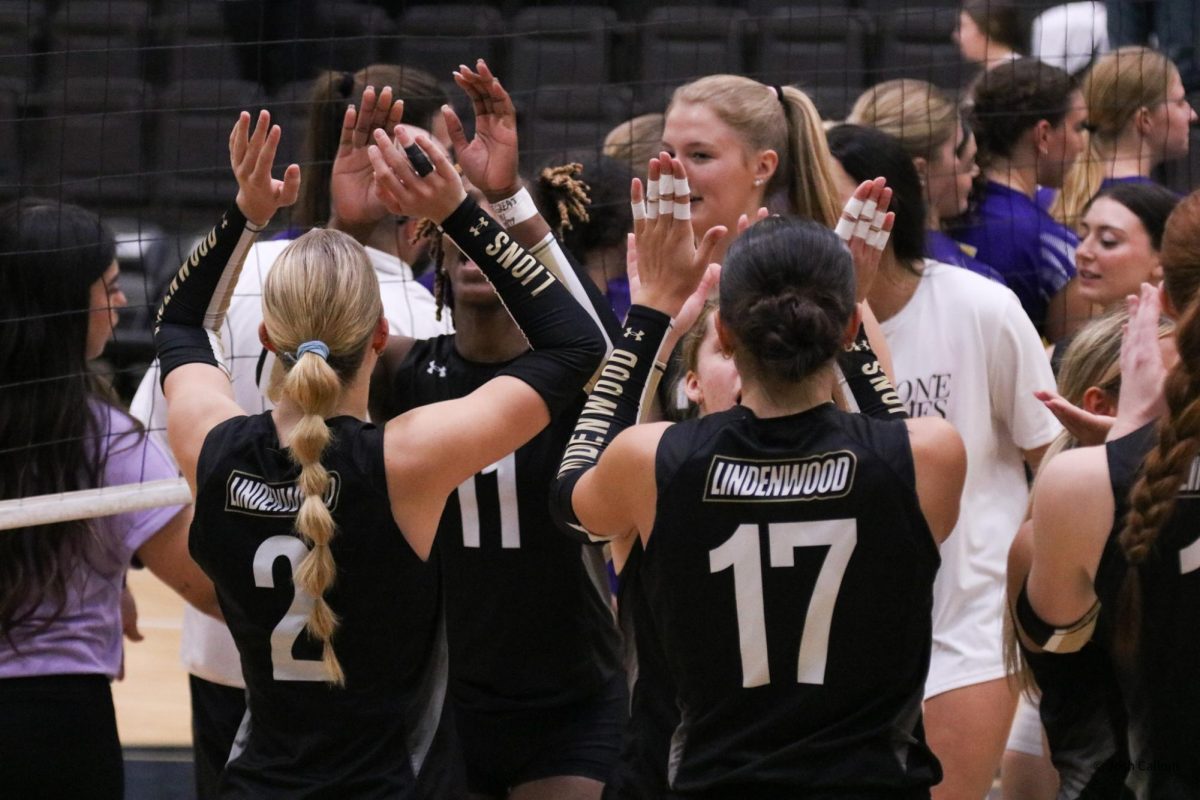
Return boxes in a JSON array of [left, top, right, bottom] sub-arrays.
[[709, 519, 857, 688], [253, 535, 327, 682], [458, 453, 520, 549]]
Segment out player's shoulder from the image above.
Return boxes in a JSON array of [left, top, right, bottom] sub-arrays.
[[920, 259, 1025, 319]]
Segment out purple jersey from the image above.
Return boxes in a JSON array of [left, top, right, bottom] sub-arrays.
[[926, 230, 1005, 283], [955, 181, 1078, 332]]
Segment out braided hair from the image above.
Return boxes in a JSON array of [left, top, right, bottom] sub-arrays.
[[1114, 190, 1200, 662]]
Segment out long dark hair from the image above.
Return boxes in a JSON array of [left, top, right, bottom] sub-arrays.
[[826, 124, 927, 272], [0, 198, 119, 643], [720, 215, 856, 384]]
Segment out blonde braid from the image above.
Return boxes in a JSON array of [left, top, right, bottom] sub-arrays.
[[282, 350, 344, 684]]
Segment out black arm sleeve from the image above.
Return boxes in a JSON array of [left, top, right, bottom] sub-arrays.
[[439, 196, 607, 416], [550, 305, 672, 542], [154, 203, 259, 386], [836, 323, 908, 420]]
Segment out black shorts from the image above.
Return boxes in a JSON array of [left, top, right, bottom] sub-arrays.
[[0, 673, 123, 800], [454, 673, 628, 796]]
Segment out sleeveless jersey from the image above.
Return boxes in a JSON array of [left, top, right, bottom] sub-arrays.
[[1095, 423, 1200, 798], [641, 403, 941, 797], [606, 539, 679, 799], [190, 413, 457, 798], [387, 335, 622, 712]]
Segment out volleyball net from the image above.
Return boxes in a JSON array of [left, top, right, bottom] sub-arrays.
[[1, 0, 1196, 528]]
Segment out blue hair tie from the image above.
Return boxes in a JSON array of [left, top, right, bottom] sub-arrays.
[[294, 340, 330, 361]]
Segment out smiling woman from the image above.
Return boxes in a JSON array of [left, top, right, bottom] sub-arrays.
[[662, 74, 841, 260]]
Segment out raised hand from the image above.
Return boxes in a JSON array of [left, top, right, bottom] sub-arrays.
[[330, 85, 404, 227], [230, 110, 301, 227], [368, 124, 466, 223], [445, 59, 520, 200], [834, 178, 894, 303], [630, 153, 726, 318], [1111, 282, 1169, 440]]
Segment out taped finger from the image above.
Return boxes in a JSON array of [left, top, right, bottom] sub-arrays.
[[673, 175, 690, 198], [835, 196, 864, 240], [673, 200, 691, 220], [853, 198, 878, 239], [631, 201, 647, 221]]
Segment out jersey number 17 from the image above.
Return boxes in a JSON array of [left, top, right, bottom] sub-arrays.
[[709, 519, 857, 688]]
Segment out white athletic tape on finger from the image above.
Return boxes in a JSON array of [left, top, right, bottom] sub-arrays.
[[658, 173, 673, 199], [631, 201, 647, 221], [860, 198, 877, 221], [673, 200, 691, 220], [854, 216, 873, 239], [646, 202, 660, 220], [673, 176, 690, 197], [659, 196, 673, 215], [834, 216, 856, 241], [840, 196, 865, 219], [647, 181, 660, 203], [871, 228, 891, 250]]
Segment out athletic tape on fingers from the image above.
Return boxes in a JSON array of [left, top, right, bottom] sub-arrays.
[[673, 200, 691, 220], [673, 176, 690, 197], [658, 173, 673, 198], [835, 196, 864, 240], [871, 228, 891, 250], [631, 201, 647, 221], [853, 198, 878, 239]]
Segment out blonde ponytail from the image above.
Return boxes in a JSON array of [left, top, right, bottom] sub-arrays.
[[1051, 47, 1177, 228], [780, 86, 840, 230], [261, 228, 384, 685], [1050, 129, 1105, 228]]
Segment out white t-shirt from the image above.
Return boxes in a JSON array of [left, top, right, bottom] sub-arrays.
[[130, 238, 451, 687], [878, 260, 1060, 698]]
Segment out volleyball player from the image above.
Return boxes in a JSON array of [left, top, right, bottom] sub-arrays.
[[957, 58, 1089, 339], [1050, 47, 1196, 227], [130, 74, 452, 797], [1022, 192, 1200, 797], [153, 109, 605, 795], [369, 61, 627, 800], [550, 152, 967, 797], [828, 123, 1064, 800], [1004, 309, 1172, 800]]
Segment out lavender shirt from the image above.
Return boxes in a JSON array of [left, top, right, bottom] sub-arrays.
[[0, 404, 184, 679]]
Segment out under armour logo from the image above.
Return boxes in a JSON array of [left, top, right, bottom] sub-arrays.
[[623, 328, 645, 341], [469, 217, 487, 237], [426, 360, 447, 378]]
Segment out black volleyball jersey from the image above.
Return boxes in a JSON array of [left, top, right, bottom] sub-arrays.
[[1095, 423, 1200, 798], [1023, 643, 1132, 799], [388, 334, 622, 712], [606, 539, 678, 799], [641, 403, 941, 796], [190, 413, 457, 799]]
